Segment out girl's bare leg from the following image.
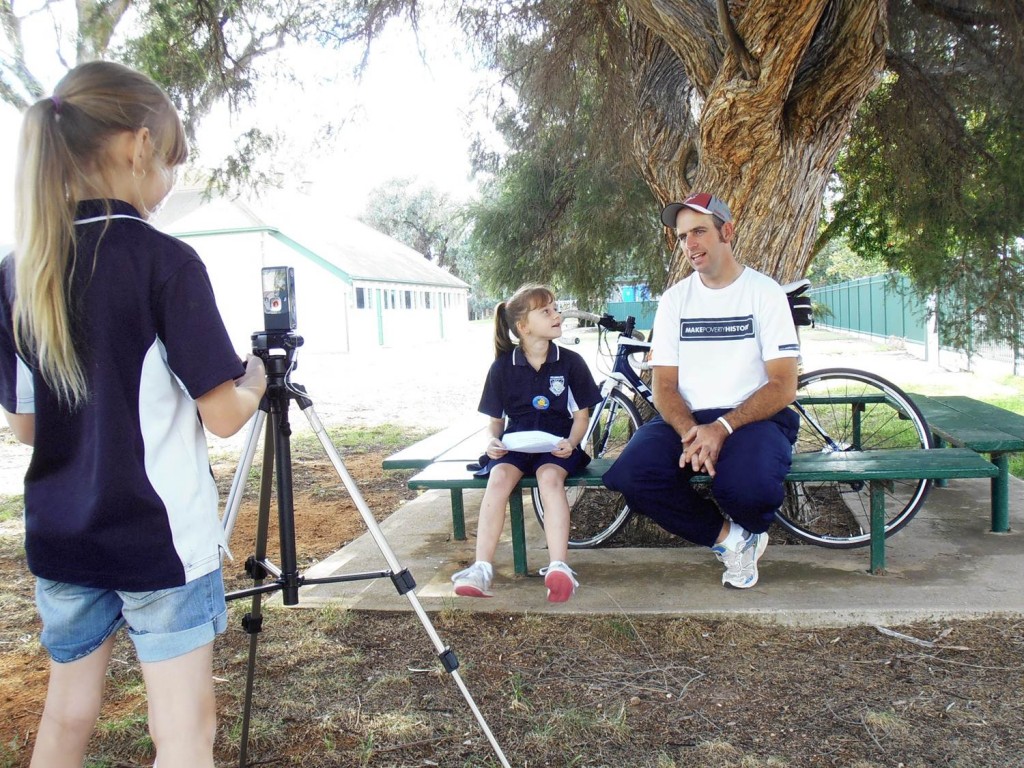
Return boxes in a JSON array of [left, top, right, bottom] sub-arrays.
[[30, 634, 116, 768], [475, 464, 524, 563], [141, 642, 217, 768], [536, 464, 570, 563]]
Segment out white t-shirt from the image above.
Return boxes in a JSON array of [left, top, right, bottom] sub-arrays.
[[650, 267, 800, 411]]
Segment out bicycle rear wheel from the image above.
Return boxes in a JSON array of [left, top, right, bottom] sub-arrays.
[[533, 389, 641, 547], [778, 368, 933, 548]]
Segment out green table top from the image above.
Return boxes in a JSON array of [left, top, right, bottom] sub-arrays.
[[909, 394, 1024, 452]]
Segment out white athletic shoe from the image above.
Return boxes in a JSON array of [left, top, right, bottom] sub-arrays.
[[539, 560, 579, 603], [451, 561, 493, 597], [712, 532, 768, 589]]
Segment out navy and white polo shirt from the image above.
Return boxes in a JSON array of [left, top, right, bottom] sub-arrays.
[[478, 343, 601, 438], [0, 199, 244, 591]]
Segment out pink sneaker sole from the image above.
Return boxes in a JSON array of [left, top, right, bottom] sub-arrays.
[[545, 571, 576, 603], [453, 585, 492, 598]]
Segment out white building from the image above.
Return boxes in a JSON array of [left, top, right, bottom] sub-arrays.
[[152, 189, 471, 354]]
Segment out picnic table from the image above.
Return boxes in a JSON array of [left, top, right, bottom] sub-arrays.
[[909, 394, 1024, 532]]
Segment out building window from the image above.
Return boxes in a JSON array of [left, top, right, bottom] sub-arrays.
[[404, 290, 412, 309], [356, 287, 366, 309]]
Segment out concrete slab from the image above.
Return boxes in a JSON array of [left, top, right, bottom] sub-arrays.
[[299, 474, 1024, 627]]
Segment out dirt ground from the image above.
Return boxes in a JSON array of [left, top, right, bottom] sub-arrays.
[[2, 328, 1024, 766], [2, 435, 1024, 767]]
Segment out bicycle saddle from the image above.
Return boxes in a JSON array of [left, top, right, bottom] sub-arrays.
[[781, 278, 811, 297]]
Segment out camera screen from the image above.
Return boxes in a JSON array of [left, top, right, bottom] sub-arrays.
[[262, 266, 297, 331]]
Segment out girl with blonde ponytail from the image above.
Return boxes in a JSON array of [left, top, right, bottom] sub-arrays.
[[451, 284, 601, 603], [0, 61, 267, 767]]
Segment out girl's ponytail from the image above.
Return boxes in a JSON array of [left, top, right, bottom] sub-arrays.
[[14, 96, 83, 406], [493, 302, 515, 358]]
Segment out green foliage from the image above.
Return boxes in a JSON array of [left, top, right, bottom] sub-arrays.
[[360, 180, 499, 317], [833, 1, 1024, 352], [360, 179, 472, 277], [470, 142, 666, 307], [463, 7, 667, 306], [806, 230, 886, 286], [1, 0, 414, 192]]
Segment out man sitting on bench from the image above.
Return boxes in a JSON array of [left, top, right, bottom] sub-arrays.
[[603, 193, 800, 589]]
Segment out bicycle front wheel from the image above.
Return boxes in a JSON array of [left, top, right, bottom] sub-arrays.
[[778, 367, 933, 548], [533, 389, 641, 547]]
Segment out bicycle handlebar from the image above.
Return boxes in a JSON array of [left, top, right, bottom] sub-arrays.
[[560, 308, 643, 341], [597, 314, 636, 338]]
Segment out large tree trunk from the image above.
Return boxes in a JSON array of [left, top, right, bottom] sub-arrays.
[[626, 0, 887, 284]]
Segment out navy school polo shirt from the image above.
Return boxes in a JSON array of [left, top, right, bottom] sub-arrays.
[[0, 200, 244, 591], [478, 343, 602, 438]]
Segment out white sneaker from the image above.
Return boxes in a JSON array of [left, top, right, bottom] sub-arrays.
[[539, 560, 578, 603], [712, 532, 768, 589], [451, 561, 493, 597]]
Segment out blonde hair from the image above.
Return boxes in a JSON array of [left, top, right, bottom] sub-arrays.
[[493, 283, 556, 358], [13, 61, 187, 407]]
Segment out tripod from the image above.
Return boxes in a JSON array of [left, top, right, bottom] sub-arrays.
[[220, 330, 510, 768]]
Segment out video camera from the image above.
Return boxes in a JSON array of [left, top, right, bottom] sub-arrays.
[[253, 266, 302, 356]]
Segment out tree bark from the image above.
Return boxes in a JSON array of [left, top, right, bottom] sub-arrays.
[[626, 0, 887, 284]]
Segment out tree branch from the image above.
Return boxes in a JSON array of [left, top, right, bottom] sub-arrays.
[[716, 0, 759, 80], [626, 0, 722, 98], [911, 0, 1005, 27], [785, 1, 887, 137], [0, 0, 45, 106]]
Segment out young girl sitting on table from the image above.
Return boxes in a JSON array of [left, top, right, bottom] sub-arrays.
[[451, 284, 601, 602]]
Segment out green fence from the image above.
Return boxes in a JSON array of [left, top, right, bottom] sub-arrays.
[[810, 274, 928, 343], [609, 278, 928, 340]]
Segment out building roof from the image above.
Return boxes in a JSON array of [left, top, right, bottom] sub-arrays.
[[153, 188, 469, 290]]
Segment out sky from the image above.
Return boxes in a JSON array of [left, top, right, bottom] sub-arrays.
[[0, 11, 493, 242]]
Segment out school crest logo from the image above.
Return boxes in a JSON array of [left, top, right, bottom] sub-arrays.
[[548, 376, 566, 396]]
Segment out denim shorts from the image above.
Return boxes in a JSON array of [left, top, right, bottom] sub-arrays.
[[35, 568, 227, 664]]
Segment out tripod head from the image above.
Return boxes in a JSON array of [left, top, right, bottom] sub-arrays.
[[251, 329, 303, 359], [251, 329, 303, 379]]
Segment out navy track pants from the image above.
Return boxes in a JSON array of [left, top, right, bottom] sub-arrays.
[[602, 408, 799, 547]]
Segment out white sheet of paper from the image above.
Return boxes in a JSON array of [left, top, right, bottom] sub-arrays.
[[501, 430, 563, 453]]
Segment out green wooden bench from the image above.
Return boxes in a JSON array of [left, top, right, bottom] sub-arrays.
[[381, 415, 488, 471], [909, 394, 1024, 532], [405, 447, 997, 577], [382, 418, 489, 542]]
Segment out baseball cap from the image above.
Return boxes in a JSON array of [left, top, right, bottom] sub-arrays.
[[660, 193, 733, 227]]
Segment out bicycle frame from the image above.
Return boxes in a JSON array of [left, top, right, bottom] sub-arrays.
[[584, 332, 654, 452]]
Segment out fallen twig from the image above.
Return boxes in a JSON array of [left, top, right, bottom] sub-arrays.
[[371, 734, 454, 755]]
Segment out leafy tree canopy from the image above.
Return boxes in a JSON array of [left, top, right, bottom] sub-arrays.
[[461, 2, 666, 307], [456, 0, 1022, 326], [834, 0, 1024, 350], [360, 178, 470, 277]]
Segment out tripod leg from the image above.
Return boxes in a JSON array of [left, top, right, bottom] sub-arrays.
[[271, 399, 301, 605], [221, 411, 266, 542], [299, 403, 512, 768], [237, 418, 277, 768]]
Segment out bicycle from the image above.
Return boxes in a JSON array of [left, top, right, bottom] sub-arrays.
[[534, 282, 933, 549]]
